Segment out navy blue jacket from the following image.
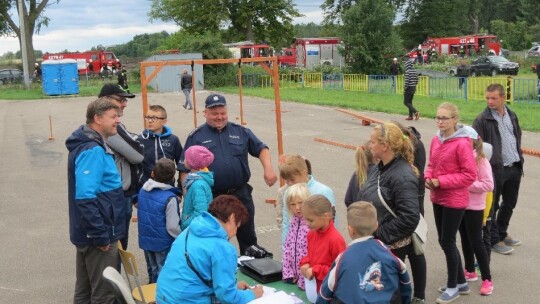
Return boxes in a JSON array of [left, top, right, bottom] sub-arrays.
[[178, 122, 267, 191], [66, 126, 126, 246], [138, 126, 183, 187]]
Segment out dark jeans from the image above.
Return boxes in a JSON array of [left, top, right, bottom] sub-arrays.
[[144, 249, 170, 283], [214, 183, 257, 254], [459, 210, 491, 281], [74, 243, 119, 304], [433, 204, 466, 288], [403, 86, 417, 118], [491, 165, 522, 244], [392, 243, 427, 299], [458, 77, 467, 89]]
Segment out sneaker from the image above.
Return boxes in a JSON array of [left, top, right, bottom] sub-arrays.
[[412, 297, 426, 304], [503, 236, 522, 246], [405, 116, 413, 120], [480, 279, 493, 296], [436, 290, 460, 304], [492, 241, 514, 255], [438, 284, 470, 295], [414, 112, 420, 120], [182, 104, 187, 109], [464, 270, 478, 282]]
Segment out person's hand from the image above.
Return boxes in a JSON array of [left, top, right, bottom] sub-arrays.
[[300, 264, 313, 279], [237, 281, 250, 290], [425, 179, 433, 190], [263, 168, 277, 187], [431, 178, 440, 188], [251, 285, 264, 298], [97, 244, 110, 252]]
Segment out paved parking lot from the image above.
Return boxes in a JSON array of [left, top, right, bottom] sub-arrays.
[[1, 91, 539, 303]]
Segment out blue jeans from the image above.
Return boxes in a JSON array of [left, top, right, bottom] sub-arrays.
[[183, 89, 192, 109], [144, 249, 170, 283]]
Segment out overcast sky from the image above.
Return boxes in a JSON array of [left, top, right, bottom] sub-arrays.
[[0, 0, 324, 55]]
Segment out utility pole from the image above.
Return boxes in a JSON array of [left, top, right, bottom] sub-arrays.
[[18, 0, 31, 89]]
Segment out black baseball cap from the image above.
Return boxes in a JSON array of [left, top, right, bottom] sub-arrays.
[[205, 94, 227, 108], [98, 84, 135, 98]]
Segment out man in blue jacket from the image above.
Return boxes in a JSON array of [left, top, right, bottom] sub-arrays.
[[66, 97, 126, 304]]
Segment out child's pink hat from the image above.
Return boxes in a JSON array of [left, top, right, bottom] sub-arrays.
[[185, 145, 214, 170]]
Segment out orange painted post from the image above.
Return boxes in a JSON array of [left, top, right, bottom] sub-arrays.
[[140, 64, 149, 126], [48, 115, 54, 141], [238, 61, 245, 125], [272, 57, 284, 169]]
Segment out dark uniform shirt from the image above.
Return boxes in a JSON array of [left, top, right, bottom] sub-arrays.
[[178, 122, 267, 191]]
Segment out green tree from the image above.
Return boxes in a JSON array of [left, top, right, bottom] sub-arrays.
[[0, 1, 59, 76], [110, 32, 170, 57], [491, 20, 531, 50], [340, 0, 402, 74], [149, 0, 301, 48]]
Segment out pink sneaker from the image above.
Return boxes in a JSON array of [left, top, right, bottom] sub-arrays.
[[464, 270, 478, 282], [480, 279, 493, 296]]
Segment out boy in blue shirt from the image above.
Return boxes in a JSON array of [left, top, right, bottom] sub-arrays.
[[137, 158, 181, 283], [317, 202, 412, 304]]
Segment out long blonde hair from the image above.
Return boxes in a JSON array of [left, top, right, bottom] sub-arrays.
[[373, 122, 418, 176], [355, 145, 370, 187]]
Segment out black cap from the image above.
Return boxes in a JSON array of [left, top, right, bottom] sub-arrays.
[[98, 83, 135, 98], [205, 94, 227, 108]]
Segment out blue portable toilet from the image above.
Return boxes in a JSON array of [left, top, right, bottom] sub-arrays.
[[42, 59, 79, 95]]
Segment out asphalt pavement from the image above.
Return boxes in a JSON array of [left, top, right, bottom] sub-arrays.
[[1, 90, 539, 303]]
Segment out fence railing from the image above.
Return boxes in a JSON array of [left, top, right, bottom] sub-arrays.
[[240, 73, 540, 103]]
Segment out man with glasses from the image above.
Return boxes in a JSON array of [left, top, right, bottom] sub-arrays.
[[472, 83, 524, 255], [98, 84, 144, 252], [138, 104, 183, 188]]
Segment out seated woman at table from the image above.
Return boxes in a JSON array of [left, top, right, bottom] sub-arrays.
[[156, 195, 263, 304]]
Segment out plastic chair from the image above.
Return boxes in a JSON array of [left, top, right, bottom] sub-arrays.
[[102, 266, 136, 304], [118, 247, 157, 304]]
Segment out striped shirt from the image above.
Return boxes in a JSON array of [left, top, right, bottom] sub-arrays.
[[404, 60, 418, 87], [491, 108, 520, 166]]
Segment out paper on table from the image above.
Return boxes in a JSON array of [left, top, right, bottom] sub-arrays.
[[305, 278, 317, 303], [248, 291, 295, 304]]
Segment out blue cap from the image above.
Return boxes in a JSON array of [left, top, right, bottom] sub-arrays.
[[205, 94, 227, 108]]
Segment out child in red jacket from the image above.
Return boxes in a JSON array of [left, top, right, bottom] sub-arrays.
[[300, 194, 346, 291]]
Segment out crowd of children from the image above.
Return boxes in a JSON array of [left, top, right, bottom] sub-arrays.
[[128, 100, 498, 304]]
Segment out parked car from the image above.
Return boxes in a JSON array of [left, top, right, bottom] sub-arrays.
[[528, 46, 540, 57], [470, 56, 519, 76], [447, 66, 458, 76], [0, 69, 23, 85]]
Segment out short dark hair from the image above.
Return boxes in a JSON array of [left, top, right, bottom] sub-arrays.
[[153, 158, 176, 183], [149, 104, 167, 118], [208, 195, 249, 226], [486, 83, 505, 96], [86, 97, 119, 124]]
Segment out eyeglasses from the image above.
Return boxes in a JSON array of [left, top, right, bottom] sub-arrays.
[[434, 116, 455, 123], [144, 116, 166, 122], [110, 96, 128, 103]]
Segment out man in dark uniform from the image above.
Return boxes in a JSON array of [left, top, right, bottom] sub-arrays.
[[178, 94, 277, 254]]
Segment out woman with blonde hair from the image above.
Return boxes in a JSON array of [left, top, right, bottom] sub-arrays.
[[357, 122, 425, 303]]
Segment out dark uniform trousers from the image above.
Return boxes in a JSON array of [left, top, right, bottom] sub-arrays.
[[490, 163, 522, 245], [212, 183, 256, 254]]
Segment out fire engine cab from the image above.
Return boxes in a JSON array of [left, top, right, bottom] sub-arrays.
[[42, 50, 119, 75], [410, 34, 502, 59]]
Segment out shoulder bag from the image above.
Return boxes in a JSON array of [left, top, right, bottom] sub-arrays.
[[377, 174, 427, 255]]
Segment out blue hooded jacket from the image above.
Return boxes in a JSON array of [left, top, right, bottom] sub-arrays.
[[181, 171, 214, 230], [157, 212, 255, 304], [66, 125, 126, 246]]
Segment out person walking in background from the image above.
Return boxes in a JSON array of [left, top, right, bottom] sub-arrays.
[[98, 84, 143, 252], [389, 58, 401, 92], [117, 68, 130, 93], [66, 98, 126, 304], [472, 83, 524, 255], [137, 158, 181, 283], [178, 94, 277, 255], [181, 69, 193, 110], [457, 59, 469, 90], [425, 102, 477, 304], [404, 60, 420, 121]]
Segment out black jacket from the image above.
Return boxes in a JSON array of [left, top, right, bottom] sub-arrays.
[[472, 107, 524, 171], [358, 157, 420, 245], [181, 73, 193, 90], [456, 64, 469, 77]]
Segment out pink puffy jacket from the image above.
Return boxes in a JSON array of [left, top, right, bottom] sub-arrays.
[[425, 131, 477, 209]]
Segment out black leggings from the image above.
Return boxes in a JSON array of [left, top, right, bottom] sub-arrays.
[[392, 243, 427, 299], [459, 210, 492, 281], [433, 204, 466, 288]]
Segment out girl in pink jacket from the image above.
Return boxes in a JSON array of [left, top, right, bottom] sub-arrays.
[[425, 102, 477, 304], [458, 127, 494, 296]]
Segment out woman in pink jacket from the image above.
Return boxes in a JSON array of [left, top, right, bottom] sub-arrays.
[[425, 102, 477, 304], [458, 126, 494, 296]]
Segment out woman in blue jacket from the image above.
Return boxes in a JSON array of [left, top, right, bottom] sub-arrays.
[[157, 195, 263, 304]]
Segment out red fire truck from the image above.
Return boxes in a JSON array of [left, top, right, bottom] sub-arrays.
[[409, 34, 502, 59], [42, 50, 120, 75], [278, 37, 343, 69], [224, 41, 274, 59]]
